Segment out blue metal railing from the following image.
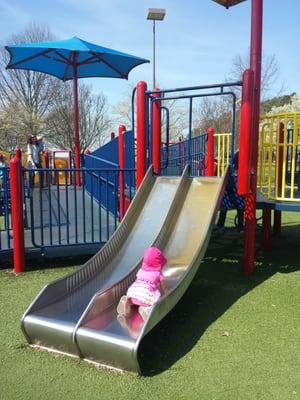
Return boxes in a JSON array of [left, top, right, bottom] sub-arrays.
[[0, 166, 11, 251], [146, 81, 240, 173], [0, 166, 135, 255], [161, 134, 207, 176]]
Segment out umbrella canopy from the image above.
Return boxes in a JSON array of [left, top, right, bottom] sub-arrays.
[[5, 36, 149, 81], [5, 37, 149, 184], [211, 0, 246, 8]]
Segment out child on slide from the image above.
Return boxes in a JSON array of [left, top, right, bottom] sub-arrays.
[[117, 246, 167, 321]]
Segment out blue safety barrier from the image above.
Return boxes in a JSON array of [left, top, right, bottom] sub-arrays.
[[0, 165, 136, 256], [84, 155, 118, 214], [21, 167, 135, 253], [147, 81, 239, 174], [161, 133, 207, 176], [84, 130, 135, 215], [0, 166, 12, 252]]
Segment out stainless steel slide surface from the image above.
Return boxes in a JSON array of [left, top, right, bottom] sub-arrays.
[[21, 168, 185, 354], [21, 169, 226, 373]]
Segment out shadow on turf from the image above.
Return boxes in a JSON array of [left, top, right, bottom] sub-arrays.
[[0, 255, 91, 271], [138, 228, 299, 376]]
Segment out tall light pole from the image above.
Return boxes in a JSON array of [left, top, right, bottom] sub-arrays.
[[147, 8, 166, 88]]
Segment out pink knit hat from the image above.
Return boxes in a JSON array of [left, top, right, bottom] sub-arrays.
[[142, 246, 167, 271]]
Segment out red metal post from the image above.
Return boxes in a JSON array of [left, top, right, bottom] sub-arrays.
[[238, 68, 254, 196], [136, 81, 148, 188], [243, 0, 263, 275], [10, 157, 25, 273], [273, 210, 281, 236], [73, 64, 81, 186], [44, 151, 49, 168], [273, 122, 284, 236], [179, 136, 185, 173], [205, 127, 215, 176], [118, 124, 126, 221], [152, 88, 161, 175], [14, 148, 22, 182], [262, 208, 271, 250], [15, 148, 22, 160]]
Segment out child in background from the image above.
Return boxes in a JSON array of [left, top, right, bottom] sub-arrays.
[[117, 246, 167, 321], [216, 151, 244, 233], [0, 154, 7, 187]]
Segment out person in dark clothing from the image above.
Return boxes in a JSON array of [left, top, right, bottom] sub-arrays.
[[216, 151, 244, 233]]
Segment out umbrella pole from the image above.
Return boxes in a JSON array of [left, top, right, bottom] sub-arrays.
[[73, 64, 81, 186]]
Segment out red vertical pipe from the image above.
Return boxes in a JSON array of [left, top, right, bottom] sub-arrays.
[[44, 151, 49, 168], [238, 68, 254, 196], [262, 208, 271, 250], [243, 0, 263, 275], [136, 81, 148, 188], [10, 157, 25, 273], [15, 148, 22, 160], [273, 122, 284, 236], [73, 64, 81, 186], [14, 148, 22, 183], [152, 88, 161, 175], [273, 210, 281, 236], [205, 127, 215, 176], [179, 135, 186, 173], [118, 124, 126, 221]]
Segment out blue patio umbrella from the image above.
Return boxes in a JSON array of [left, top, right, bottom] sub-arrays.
[[5, 36, 149, 179]]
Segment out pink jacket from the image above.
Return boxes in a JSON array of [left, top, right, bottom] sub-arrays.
[[135, 267, 164, 288]]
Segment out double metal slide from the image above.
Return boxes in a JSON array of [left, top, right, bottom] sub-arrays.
[[21, 167, 226, 373]]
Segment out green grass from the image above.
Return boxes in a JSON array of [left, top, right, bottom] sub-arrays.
[[0, 211, 300, 400]]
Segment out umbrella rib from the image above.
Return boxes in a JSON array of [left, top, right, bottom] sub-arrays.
[[77, 54, 103, 66], [63, 52, 74, 81], [43, 54, 68, 64], [90, 51, 127, 78], [8, 49, 53, 68], [54, 50, 70, 63]]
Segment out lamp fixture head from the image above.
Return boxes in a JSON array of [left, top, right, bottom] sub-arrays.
[[147, 8, 166, 21]]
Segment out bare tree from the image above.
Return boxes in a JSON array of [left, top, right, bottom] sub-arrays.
[[46, 82, 110, 151], [193, 96, 233, 135], [0, 24, 62, 149], [110, 87, 135, 130], [227, 52, 284, 100], [193, 53, 284, 141]]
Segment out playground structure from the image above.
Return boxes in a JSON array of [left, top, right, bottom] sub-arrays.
[[1, 0, 299, 373], [4, 106, 299, 269], [17, 80, 300, 373], [0, 114, 231, 264], [258, 112, 300, 202]]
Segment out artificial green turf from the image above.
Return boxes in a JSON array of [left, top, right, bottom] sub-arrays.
[[0, 211, 299, 400]]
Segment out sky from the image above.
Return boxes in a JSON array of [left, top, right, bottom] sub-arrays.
[[1, 0, 300, 108]]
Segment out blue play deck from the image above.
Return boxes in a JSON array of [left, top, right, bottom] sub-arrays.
[[256, 191, 300, 212]]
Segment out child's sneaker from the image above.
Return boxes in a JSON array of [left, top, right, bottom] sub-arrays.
[[117, 314, 127, 329], [117, 295, 132, 316], [138, 305, 151, 321]]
